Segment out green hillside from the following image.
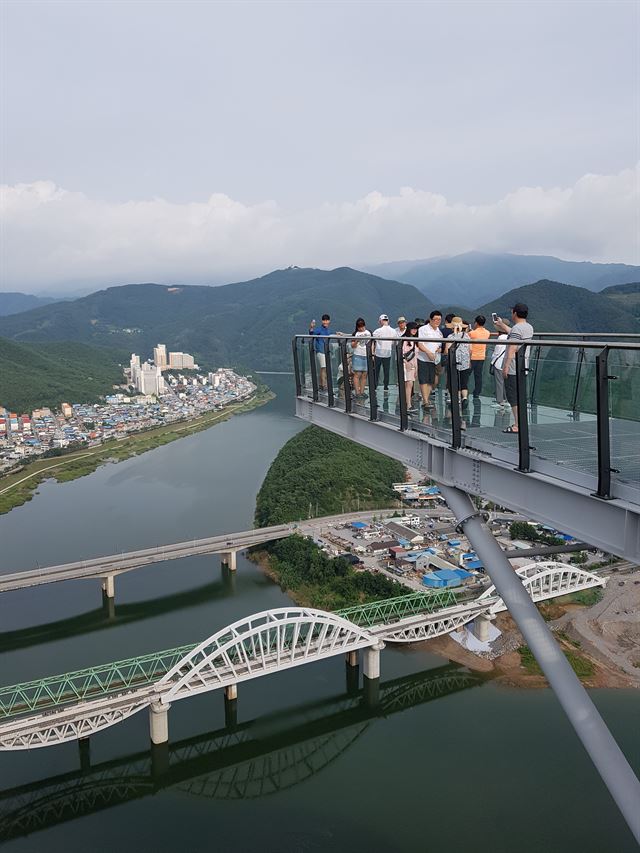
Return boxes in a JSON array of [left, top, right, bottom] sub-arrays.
[[479, 280, 639, 334], [0, 268, 433, 372], [599, 282, 640, 318], [0, 338, 126, 413], [255, 425, 405, 526]]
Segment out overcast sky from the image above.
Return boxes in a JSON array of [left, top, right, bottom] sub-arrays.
[[1, 0, 638, 293]]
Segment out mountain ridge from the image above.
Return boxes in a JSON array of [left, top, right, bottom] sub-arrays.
[[364, 251, 640, 306]]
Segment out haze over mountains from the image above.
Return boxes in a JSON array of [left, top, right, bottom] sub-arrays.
[[364, 252, 640, 307], [0, 292, 60, 316]]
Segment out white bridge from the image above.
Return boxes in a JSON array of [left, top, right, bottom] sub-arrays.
[[0, 563, 605, 751]]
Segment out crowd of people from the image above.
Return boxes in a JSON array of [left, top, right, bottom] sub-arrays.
[[308, 303, 534, 434]]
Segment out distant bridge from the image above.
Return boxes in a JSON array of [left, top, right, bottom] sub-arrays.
[[0, 563, 604, 751], [0, 510, 395, 597]]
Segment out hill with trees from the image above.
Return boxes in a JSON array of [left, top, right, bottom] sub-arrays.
[[599, 282, 640, 319], [365, 252, 640, 307], [478, 280, 639, 333], [255, 425, 405, 526], [0, 267, 432, 372], [0, 337, 126, 412]]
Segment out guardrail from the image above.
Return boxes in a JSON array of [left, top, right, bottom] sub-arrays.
[[293, 334, 640, 501]]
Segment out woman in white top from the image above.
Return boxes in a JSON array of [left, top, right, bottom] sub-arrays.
[[351, 317, 371, 398]]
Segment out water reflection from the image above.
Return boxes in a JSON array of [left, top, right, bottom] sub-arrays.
[[0, 663, 483, 841], [0, 576, 235, 654]]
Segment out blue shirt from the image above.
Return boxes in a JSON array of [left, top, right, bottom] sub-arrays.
[[310, 324, 332, 352]]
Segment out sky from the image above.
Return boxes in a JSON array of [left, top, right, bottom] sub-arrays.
[[1, 0, 638, 293]]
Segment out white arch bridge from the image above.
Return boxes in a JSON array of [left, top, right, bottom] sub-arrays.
[[0, 563, 604, 751]]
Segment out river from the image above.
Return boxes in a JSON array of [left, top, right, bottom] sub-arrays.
[[0, 376, 637, 852]]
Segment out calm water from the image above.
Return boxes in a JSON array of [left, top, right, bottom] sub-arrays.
[[0, 376, 637, 852]]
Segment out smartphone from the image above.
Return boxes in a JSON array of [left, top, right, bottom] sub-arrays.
[[491, 312, 500, 323]]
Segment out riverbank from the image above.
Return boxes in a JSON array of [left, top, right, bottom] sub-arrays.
[[0, 388, 274, 516]]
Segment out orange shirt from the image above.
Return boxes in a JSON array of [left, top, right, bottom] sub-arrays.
[[468, 327, 491, 360]]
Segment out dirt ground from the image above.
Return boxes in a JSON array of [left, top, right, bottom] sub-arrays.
[[425, 577, 640, 689]]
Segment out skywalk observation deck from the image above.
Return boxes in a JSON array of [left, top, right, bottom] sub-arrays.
[[293, 333, 640, 562]]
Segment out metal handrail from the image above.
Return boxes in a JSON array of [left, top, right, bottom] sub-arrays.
[[295, 333, 640, 351], [294, 333, 639, 500]]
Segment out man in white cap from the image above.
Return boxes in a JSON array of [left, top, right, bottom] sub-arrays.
[[372, 314, 398, 394]]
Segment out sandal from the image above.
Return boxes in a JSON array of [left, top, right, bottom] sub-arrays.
[[502, 425, 519, 434]]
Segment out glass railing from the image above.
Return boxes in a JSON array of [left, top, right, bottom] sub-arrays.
[[293, 334, 640, 499]]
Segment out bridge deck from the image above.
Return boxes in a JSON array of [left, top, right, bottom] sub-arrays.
[[339, 388, 640, 493]]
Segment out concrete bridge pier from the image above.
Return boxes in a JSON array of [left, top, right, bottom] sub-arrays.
[[220, 551, 237, 572], [224, 684, 238, 701], [345, 650, 358, 667], [149, 702, 170, 745], [472, 614, 494, 643], [363, 642, 384, 681], [101, 574, 115, 600], [101, 589, 116, 620]]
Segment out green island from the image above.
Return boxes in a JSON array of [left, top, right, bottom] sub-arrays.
[[253, 425, 405, 608], [0, 388, 273, 516], [255, 425, 405, 525]]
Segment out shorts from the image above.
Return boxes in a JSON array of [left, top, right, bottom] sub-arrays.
[[316, 352, 326, 369], [457, 367, 471, 391], [352, 355, 368, 372], [418, 360, 436, 385], [505, 374, 517, 406]]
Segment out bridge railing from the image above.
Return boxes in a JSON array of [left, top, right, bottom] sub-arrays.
[[293, 334, 640, 500]]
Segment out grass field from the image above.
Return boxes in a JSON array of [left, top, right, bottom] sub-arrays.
[[0, 389, 273, 516]]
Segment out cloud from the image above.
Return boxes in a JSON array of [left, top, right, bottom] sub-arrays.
[[1, 165, 638, 292]]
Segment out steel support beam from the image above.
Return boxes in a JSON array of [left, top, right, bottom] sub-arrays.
[[295, 399, 640, 562], [439, 485, 640, 845]]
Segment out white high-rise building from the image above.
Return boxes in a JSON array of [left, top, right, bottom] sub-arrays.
[[137, 362, 164, 397], [153, 344, 167, 370], [130, 354, 141, 387], [169, 351, 196, 370]]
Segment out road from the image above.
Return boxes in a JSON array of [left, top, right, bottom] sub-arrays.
[[0, 510, 404, 593]]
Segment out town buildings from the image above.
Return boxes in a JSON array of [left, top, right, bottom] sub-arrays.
[[0, 368, 255, 473]]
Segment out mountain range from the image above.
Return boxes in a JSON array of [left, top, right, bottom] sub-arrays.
[[1, 264, 637, 411], [364, 252, 640, 307], [0, 268, 432, 373]]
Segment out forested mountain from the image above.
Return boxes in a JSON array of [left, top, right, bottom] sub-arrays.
[[478, 280, 639, 334], [0, 338, 125, 412], [599, 282, 640, 319], [364, 252, 640, 307], [0, 292, 60, 316], [0, 268, 432, 371]]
